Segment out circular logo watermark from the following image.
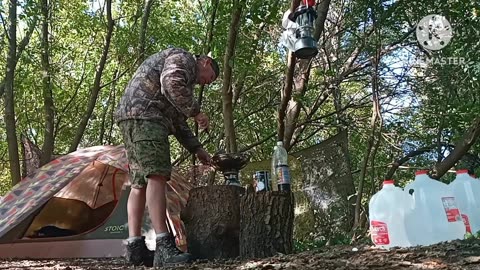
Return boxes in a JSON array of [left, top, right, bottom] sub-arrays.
[[416, 14, 453, 51]]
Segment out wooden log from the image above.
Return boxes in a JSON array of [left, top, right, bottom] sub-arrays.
[[240, 187, 295, 259], [180, 185, 245, 260]]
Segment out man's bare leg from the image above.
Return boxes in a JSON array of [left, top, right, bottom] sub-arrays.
[[127, 187, 147, 237], [147, 175, 192, 267], [146, 175, 169, 234], [124, 186, 152, 267]]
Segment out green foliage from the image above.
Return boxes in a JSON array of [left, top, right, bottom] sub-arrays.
[[464, 230, 480, 240]]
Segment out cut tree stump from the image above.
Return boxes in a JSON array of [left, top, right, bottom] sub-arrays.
[[180, 185, 245, 260], [240, 187, 295, 259]]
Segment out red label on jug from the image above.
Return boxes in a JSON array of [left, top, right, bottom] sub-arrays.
[[462, 214, 472, 233], [370, 221, 389, 245], [441, 197, 461, 222]]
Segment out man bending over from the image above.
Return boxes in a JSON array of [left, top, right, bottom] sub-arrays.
[[114, 48, 219, 267]]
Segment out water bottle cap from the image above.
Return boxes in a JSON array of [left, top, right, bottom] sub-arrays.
[[415, 170, 428, 176], [276, 141, 283, 146], [383, 180, 394, 185], [456, 169, 469, 174]]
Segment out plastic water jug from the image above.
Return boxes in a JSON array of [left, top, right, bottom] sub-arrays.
[[404, 170, 465, 245], [449, 169, 480, 235], [369, 180, 413, 248]]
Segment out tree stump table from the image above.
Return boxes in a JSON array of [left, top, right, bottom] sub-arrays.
[[239, 187, 295, 259], [181, 185, 245, 260]]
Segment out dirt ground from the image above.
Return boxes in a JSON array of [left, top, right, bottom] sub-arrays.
[[2, 238, 480, 270]]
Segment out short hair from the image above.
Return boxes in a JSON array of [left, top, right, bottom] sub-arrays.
[[196, 55, 220, 79]]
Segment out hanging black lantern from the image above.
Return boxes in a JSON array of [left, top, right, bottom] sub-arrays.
[[289, 0, 318, 59]]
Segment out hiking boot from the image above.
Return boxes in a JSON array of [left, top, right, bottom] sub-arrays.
[[153, 234, 193, 267], [124, 236, 154, 267]]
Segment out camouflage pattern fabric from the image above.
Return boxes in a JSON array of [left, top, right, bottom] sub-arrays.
[[114, 48, 202, 154], [119, 119, 172, 188]]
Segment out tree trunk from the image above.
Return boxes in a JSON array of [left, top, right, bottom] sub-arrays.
[[239, 189, 295, 259], [276, 0, 302, 144], [181, 185, 244, 260], [40, 0, 55, 166], [4, 0, 21, 186], [277, 52, 296, 144], [221, 0, 244, 153], [69, 0, 114, 153], [353, 19, 383, 230], [192, 0, 218, 169], [21, 134, 42, 178], [280, 0, 331, 148], [137, 0, 155, 66]]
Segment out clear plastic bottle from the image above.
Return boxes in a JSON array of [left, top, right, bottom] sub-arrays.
[[271, 141, 291, 191]]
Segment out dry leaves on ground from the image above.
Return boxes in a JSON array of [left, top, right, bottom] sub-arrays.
[[2, 239, 480, 270]]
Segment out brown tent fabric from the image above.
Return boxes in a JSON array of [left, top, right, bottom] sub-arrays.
[[53, 161, 126, 209], [0, 145, 193, 250]]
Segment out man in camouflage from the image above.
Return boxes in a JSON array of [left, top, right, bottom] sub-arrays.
[[115, 48, 219, 267]]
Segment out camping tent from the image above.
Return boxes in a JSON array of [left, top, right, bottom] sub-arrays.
[[0, 145, 193, 259]]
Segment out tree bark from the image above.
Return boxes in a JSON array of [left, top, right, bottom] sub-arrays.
[[4, 0, 21, 186], [181, 185, 244, 260], [240, 188, 295, 259], [221, 0, 244, 153], [137, 0, 155, 66], [277, 52, 296, 144], [21, 134, 42, 178], [431, 117, 480, 179], [280, 0, 331, 149], [40, 0, 55, 166], [69, 0, 114, 153]]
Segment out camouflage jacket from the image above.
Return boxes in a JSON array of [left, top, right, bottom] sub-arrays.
[[115, 48, 202, 153]]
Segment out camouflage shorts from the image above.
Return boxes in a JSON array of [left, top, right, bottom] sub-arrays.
[[118, 119, 171, 188]]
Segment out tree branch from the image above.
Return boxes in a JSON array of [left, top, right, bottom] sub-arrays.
[[431, 117, 480, 179], [239, 132, 276, 153], [384, 142, 453, 180], [221, 0, 244, 153], [0, 16, 38, 98], [69, 0, 115, 152]]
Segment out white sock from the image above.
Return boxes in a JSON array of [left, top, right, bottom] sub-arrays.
[[126, 236, 142, 243], [156, 232, 169, 239]]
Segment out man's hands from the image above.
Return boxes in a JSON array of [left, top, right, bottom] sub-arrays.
[[194, 112, 209, 132], [193, 112, 212, 165], [195, 148, 213, 165]]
